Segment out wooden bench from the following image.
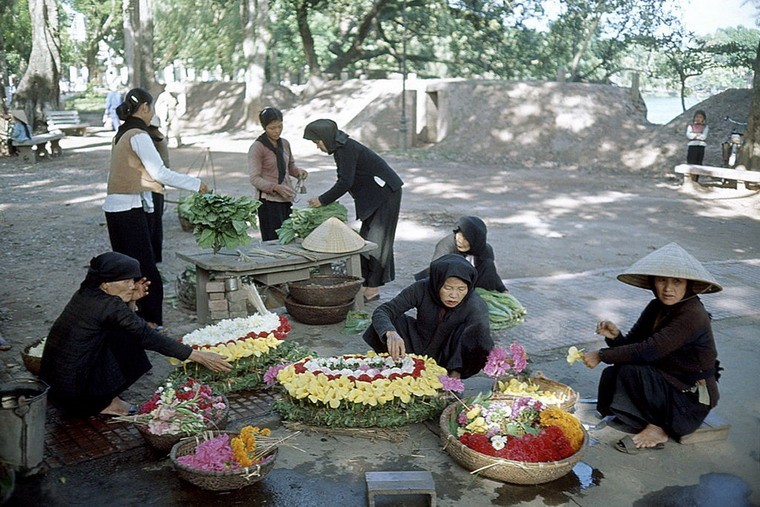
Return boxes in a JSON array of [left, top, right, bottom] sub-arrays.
[[46, 110, 89, 136], [12, 131, 65, 163], [674, 164, 760, 190]]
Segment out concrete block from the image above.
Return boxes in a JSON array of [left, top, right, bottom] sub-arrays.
[[209, 310, 230, 321], [209, 292, 226, 300], [205, 281, 226, 293], [227, 300, 247, 313], [366, 471, 436, 507], [208, 299, 229, 312], [228, 311, 248, 319], [226, 289, 248, 302]]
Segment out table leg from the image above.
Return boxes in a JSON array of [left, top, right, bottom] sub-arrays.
[[346, 253, 364, 310], [196, 267, 210, 325]]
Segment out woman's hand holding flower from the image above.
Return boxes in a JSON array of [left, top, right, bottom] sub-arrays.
[[189, 350, 233, 373], [582, 350, 601, 369]]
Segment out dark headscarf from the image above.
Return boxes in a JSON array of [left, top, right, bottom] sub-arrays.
[[81, 252, 141, 289], [428, 254, 478, 307], [454, 216, 488, 257], [257, 107, 286, 183], [114, 88, 153, 144], [303, 119, 349, 154]]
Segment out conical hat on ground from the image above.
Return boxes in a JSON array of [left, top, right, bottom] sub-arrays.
[[617, 242, 722, 294], [301, 217, 365, 253], [10, 110, 28, 125]]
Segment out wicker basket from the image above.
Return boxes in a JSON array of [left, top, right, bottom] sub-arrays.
[[136, 395, 230, 453], [178, 213, 194, 233], [287, 275, 363, 306], [492, 376, 579, 413], [21, 340, 44, 377], [170, 431, 278, 491], [439, 403, 588, 485], [284, 295, 353, 325]]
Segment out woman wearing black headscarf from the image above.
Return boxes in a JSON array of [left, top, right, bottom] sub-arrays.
[[104, 87, 210, 328], [40, 252, 231, 417], [304, 119, 403, 301], [414, 216, 508, 292], [363, 254, 493, 378], [249, 107, 308, 241]]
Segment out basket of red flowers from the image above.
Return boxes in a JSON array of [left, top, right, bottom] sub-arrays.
[[440, 393, 588, 484]]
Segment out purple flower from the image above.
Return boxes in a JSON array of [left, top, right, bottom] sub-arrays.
[[457, 411, 468, 425], [483, 347, 511, 378], [509, 342, 528, 373], [439, 375, 465, 393], [264, 364, 288, 386]]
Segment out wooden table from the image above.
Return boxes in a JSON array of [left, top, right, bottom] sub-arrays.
[[177, 240, 377, 324]]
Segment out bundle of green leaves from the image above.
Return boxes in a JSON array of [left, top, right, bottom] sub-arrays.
[[276, 202, 348, 244], [184, 193, 261, 253]]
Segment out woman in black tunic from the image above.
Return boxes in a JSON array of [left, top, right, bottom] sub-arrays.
[[582, 243, 722, 452], [414, 216, 507, 292], [363, 254, 493, 379], [40, 252, 231, 417], [303, 119, 403, 301]]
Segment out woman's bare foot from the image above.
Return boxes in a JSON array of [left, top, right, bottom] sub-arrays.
[[99, 397, 133, 416], [631, 424, 668, 448], [363, 287, 380, 301]]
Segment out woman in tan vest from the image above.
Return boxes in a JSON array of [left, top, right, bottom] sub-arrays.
[[104, 87, 209, 329]]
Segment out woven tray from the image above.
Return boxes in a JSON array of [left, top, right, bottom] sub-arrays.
[[284, 295, 353, 325], [136, 395, 230, 453], [287, 275, 363, 306], [170, 431, 278, 491], [492, 376, 579, 413], [439, 402, 588, 485], [21, 340, 43, 377]]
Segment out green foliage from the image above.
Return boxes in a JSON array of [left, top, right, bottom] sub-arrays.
[[275, 202, 348, 244], [169, 340, 314, 394], [1, 0, 32, 79], [474, 288, 526, 331], [341, 310, 371, 334], [273, 393, 449, 428], [185, 192, 261, 253]]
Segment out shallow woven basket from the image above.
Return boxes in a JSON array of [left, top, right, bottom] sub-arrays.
[[21, 340, 44, 377], [136, 395, 230, 453], [284, 295, 353, 325], [170, 431, 278, 491], [439, 402, 588, 485], [492, 376, 579, 413], [287, 275, 363, 306]]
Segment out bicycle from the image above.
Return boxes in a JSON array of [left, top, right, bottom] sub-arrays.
[[722, 116, 747, 168]]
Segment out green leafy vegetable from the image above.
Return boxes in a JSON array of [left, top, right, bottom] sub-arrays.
[[276, 202, 348, 244], [184, 193, 261, 253], [474, 288, 527, 330]]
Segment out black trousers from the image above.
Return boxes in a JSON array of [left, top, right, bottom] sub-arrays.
[[148, 192, 165, 263], [106, 208, 164, 325], [597, 364, 709, 437], [257, 199, 293, 241], [359, 187, 402, 287], [687, 145, 705, 165]]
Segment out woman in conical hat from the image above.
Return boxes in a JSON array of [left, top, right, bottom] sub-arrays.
[[582, 243, 722, 453]]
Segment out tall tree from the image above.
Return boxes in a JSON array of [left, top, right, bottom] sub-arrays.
[[241, 0, 270, 129], [741, 40, 760, 172], [71, 0, 121, 86], [14, 0, 61, 129], [123, 0, 155, 90]]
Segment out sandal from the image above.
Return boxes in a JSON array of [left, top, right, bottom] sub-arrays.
[[614, 435, 665, 455]]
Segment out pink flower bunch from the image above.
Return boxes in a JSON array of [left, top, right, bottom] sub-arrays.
[[483, 343, 529, 378], [264, 364, 289, 386], [177, 434, 237, 471], [438, 375, 465, 394]]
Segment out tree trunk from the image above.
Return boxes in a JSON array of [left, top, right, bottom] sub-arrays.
[[13, 0, 61, 130], [123, 0, 155, 91], [296, 0, 325, 96], [741, 40, 760, 172], [241, 0, 271, 131]]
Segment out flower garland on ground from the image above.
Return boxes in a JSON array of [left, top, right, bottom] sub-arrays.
[[168, 313, 313, 393], [269, 352, 458, 428], [115, 379, 226, 436], [450, 393, 584, 463]]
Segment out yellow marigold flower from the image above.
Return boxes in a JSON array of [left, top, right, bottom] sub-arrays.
[[261, 428, 271, 437], [539, 407, 585, 451], [566, 346, 585, 366], [231, 437, 252, 467]]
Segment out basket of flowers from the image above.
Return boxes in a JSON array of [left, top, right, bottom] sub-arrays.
[[440, 393, 588, 485], [484, 343, 578, 412], [115, 379, 229, 453], [20, 338, 46, 377], [268, 352, 459, 428], [170, 427, 283, 491], [168, 313, 312, 394]]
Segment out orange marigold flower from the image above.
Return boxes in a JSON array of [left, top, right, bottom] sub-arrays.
[[231, 437, 252, 467], [539, 407, 584, 452]]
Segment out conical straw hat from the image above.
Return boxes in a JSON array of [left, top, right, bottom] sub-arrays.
[[10, 109, 28, 125], [302, 217, 365, 253], [617, 242, 722, 294]]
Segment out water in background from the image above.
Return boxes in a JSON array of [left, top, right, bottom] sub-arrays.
[[644, 96, 700, 125]]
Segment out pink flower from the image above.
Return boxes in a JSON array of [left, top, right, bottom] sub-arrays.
[[177, 434, 237, 471], [264, 364, 288, 386], [509, 342, 528, 373], [483, 347, 511, 378], [438, 375, 465, 393]]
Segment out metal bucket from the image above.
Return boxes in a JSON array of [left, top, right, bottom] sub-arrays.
[[0, 379, 49, 472]]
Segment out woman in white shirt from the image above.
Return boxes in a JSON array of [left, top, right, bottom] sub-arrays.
[[104, 87, 209, 328]]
